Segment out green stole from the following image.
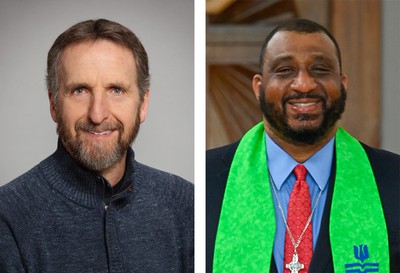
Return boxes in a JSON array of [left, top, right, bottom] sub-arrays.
[[213, 122, 389, 272]]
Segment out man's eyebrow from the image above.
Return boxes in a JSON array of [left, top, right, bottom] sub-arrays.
[[63, 81, 132, 90], [267, 54, 336, 67], [64, 82, 91, 90], [268, 55, 294, 65], [312, 54, 335, 63], [106, 81, 131, 89]]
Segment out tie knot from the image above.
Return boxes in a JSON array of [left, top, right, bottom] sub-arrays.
[[293, 164, 307, 181]]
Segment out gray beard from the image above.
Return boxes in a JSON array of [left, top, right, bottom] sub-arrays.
[[56, 111, 141, 172]]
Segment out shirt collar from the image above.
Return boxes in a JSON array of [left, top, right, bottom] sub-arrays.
[[266, 133, 334, 191]]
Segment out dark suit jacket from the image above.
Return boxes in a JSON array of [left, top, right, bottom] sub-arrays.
[[206, 141, 400, 273]]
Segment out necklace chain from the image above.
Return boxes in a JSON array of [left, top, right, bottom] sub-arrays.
[[268, 171, 323, 252]]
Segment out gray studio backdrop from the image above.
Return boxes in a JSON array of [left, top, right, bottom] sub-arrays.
[[0, 0, 194, 184]]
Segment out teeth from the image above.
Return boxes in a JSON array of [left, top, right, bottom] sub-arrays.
[[293, 102, 317, 107], [90, 130, 111, 136]]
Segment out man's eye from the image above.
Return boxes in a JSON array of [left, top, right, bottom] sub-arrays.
[[275, 67, 295, 75], [275, 67, 296, 78], [112, 88, 124, 94], [312, 66, 330, 73], [278, 68, 293, 73], [73, 88, 85, 94]]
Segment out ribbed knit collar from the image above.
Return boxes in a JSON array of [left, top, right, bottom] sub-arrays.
[[38, 140, 138, 209]]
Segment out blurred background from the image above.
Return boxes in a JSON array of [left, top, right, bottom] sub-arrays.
[[206, 0, 400, 153]]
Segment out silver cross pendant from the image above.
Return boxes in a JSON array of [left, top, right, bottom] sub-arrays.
[[285, 253, 304, 273]]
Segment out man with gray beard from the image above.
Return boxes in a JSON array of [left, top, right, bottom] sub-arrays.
[[0, 19, 193, 273]]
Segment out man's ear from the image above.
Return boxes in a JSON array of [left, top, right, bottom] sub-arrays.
[[139, 90, 150, 123], [252, 74, 263, 102], [341, 73, 348, 92], [48, 90, 58, 123]]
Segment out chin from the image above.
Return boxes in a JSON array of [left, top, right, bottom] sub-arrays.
[[288, 115, 322, 129]]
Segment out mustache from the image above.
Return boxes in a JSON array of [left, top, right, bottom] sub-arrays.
[[76, 120, 123, 132], [282, 92, 327, 105]]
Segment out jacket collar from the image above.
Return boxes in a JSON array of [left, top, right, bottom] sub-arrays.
[[39, 139, 136, 208]]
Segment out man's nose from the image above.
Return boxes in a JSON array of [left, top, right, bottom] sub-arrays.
[[290, 71, 317, 93], [88, 93, 110, 124]]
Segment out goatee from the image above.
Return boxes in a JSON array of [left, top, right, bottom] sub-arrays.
[[259, 85, 346, 145], [56, 110, 141, 172]]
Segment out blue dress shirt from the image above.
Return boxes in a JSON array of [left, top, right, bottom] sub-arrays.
[[266, 133, 334, 273]]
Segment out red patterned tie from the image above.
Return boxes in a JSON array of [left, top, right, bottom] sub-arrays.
[[284, 164, 313, 273]]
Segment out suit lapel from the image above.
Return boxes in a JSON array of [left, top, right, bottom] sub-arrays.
[[308, 158, 336, 272], [206, 142, 239, 273]]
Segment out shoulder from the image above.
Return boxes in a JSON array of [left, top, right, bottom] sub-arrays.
[[362, 143, 400, 189], [206, 141, 240, 179], [362, 142, 400, 160], [206, 141, 240, 198], [0, 164, 51, 228], [135, 161, 193, 195], [0, 165, 46, 206], [206, 141, 239, 163], [133, 161, 194, 220]]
